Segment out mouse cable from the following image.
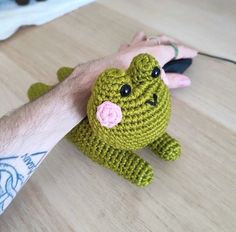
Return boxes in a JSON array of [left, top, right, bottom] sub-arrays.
[[198, 52, 236, 65]]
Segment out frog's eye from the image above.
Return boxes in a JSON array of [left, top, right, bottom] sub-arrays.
[[120, 84, 132, 97], [151, 66, 161, 78]]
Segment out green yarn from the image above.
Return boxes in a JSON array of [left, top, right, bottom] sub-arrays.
[[127, 52, 158, 83], [67, 118, 153, 186], [27, 53, 181, 187], [87, 55, 170, 150], [28, 82, 52, 101], [56, 67, 74, 82], [149, 132, 181, 161]]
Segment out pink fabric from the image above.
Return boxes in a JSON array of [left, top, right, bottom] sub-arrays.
[[96, 101, 122, 128]]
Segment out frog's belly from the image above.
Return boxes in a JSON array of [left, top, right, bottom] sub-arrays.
[[96, 120, 168, 150], [68, 114, 169, 151]]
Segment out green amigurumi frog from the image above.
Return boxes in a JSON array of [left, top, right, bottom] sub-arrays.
[[28, 53, 181, 187]]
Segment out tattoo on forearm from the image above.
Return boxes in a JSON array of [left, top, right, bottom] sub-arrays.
[[0, 151, 47, 214]]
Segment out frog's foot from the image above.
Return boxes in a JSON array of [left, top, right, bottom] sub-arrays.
[[27, 66, 74, 102], [68, 119, 153, 187], [148, 132, 181, 161], [57, 67, 74, 82], [27, 82, 52, 102], [104, 149, 153, 187]]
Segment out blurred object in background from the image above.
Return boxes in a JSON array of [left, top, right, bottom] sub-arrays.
[[0, 0, 94, 40], [16, 0, 46, 6]]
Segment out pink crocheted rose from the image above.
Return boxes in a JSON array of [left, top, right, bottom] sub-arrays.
[[96, 101, 122, 128]]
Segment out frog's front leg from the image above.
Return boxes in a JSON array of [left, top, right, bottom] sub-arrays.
[[67, 119, 153, 187], [148, 132, 181, 161]]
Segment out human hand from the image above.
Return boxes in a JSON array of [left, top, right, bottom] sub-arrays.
[[117, 31, 198, 88], [68, 31, 197, 90]]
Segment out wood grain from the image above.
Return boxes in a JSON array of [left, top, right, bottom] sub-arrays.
[[0, 1, 235, 232]]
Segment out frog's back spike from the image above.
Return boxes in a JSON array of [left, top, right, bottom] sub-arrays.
[[27, 83, 52, 102], [57, 67, 74, 82]]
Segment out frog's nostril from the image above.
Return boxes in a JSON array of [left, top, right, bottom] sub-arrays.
[[145, 94, 158, 106]]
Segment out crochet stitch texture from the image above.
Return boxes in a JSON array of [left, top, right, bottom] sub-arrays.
[[28, 53, 181, 186]]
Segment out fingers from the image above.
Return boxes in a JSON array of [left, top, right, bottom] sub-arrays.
[[145, 34, 180, 46], [153, 45, 198, 66], [158, 35, 180, 45], [160, 68, 169, 86], [165, 73, 191, 89], [177, 45, 198, 59], [118, 43, 129, 52], [130, 31, 147, 45], [118, 32, 198, 68], [118, 31, 147, 52]]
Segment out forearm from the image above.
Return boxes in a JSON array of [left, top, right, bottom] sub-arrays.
[[0, 75, 87, 214], [1, 77, 84, 154], [0, 53, 120, 154], [0, 53, 120, 214]]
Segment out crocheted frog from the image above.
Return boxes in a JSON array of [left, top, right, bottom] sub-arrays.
[[28, 53, 181, 186]]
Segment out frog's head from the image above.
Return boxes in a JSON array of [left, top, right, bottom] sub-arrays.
[[87, 53, 171, 150]]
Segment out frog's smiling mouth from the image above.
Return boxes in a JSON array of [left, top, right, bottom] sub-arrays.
[[145, 94, 158, 107]]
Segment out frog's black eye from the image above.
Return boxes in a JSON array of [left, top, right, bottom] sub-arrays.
[[151, 66, 161, 78], [120, 84, 131, 97]]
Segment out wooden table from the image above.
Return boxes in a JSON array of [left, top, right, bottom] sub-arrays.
[[0, 1, 236, 231]]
